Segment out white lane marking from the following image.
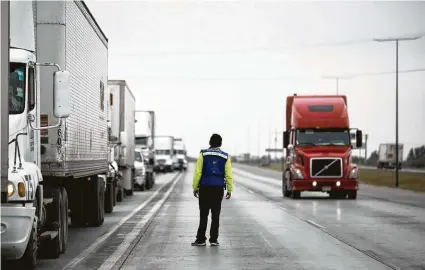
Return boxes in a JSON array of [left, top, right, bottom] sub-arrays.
[[248, 189, 254, 194], [62, 173, 178, 270], [259, 232, 273, 248], [97, 173, 183, 270], [306, 219, 324, 229]]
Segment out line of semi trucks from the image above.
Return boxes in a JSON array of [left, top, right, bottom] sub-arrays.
[[0, 1, 187, 268]]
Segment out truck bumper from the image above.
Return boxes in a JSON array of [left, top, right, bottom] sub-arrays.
[[292, 179, 358, 192], [1, 204, 36, 260]]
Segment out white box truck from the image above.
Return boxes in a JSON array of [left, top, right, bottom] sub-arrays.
[[154, 136, 175, 173], [1, 1, 108, 267], [108, 80, 136, 197], [377, 143, 404, 169], [173, 138, 188, 171], [135, 110, 156, 190]]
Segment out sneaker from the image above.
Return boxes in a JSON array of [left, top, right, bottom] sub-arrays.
[[191, 240, 206, 246], [210, 241, 219, 246]]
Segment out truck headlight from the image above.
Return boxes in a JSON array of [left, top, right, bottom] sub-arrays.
[[293, 168, 304, 179], [7, 181, 15, 197], [348, 167, 358, 179]]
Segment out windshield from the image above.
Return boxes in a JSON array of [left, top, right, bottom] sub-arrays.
[[135, 136, 148, 145], [296, 129, 350, 146], [135, 151, 143, 162], [9, 63, 26, 115], [156, 149, 171, 155]]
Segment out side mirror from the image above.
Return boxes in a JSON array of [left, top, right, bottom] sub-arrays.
[[120, 131, 128, 148], [53, 70, 71, 118], [356, 129, 363, 148], [283, 131, 289, 148]]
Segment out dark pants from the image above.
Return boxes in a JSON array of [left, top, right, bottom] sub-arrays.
[[196, 186, 224, 242]]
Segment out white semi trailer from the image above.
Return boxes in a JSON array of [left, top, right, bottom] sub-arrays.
[[108, 80, 136, 198], [377, 143, 404, 169], [173, 138, 188, 171], [1, 1, 109, 268], [154, 136, 175, 173]]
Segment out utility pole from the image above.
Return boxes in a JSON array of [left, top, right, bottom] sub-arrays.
[[364, 134, 368, 164], [374, 34, 423, 188], [1, 1, 10, 203], [322, 76, 352, 95], [274, 128, 277, 161]]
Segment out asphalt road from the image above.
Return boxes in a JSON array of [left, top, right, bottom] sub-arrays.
[[11, 164, 424, 269], [233, 163, 425, 269]]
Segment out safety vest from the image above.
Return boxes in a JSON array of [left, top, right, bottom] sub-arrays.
[[200, 148, 228, 187]]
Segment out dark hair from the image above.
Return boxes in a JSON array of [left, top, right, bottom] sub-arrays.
[[209, 133, 222, 148]]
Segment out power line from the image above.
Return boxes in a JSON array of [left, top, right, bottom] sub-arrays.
[[112, 38, 374, 56], [121, 68, 425, 81]]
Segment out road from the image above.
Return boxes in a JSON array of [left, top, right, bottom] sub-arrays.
[[11, 163, 422, 269]]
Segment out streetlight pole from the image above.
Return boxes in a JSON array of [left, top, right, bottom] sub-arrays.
[[374, 35, 423, 188]]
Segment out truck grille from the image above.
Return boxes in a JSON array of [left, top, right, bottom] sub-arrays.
[[310, 158, 342, 178], [157, 159, 165, 164]]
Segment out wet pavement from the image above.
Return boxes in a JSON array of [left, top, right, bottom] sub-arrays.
[[232, 164, 425, 269], [10, 164, 425, 269], [119, 165, 392, 270]]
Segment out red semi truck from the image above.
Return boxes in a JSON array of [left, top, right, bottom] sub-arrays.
[[282, 94, 363, 199]]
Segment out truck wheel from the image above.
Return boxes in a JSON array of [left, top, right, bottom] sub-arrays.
[[88, 176, 105, 227], [291, 190, 301, 199], [112, 183, 117, 206], [43, 188, 62, 258], [117, 187, 123, 202], [104, 182, 114, 214], [347, 191, 357, 200], [18, 200, 38, 269], [18, 225, 37, 269], [282, 172, 291, 197], [60, 187, 69, 254]]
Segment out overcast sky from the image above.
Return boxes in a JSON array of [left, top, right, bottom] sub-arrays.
[[86, 0, 425, 158]]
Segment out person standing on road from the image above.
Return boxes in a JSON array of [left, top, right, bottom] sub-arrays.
[[191, 134, 233, 247]]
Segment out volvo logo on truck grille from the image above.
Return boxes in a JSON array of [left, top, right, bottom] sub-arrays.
[[311, 158, 343, 178]]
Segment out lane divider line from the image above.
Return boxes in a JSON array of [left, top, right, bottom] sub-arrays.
[[306, 220, 324, 229], [62, 172, 180, 270], [98, 172, 183, 270]]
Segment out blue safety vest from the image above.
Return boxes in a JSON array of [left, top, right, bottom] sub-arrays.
[[200, 148, 228, 188]]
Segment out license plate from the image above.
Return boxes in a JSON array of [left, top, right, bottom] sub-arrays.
[[322, 186, 331, 192]]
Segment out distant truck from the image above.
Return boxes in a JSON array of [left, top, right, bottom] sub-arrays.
[[377, 143, 403, 169], [108, 80, 136, 198], [133, 149, 147, 191], [135, 111, 156, 189], [154, 136, 175, 172], [173, 138, 188, 171], [2, 1, 109, 267], [282, 94, 363, 200]]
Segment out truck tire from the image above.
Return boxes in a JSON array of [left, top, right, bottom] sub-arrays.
[[17, 200, 38, 269], [282, 171, 291, 197], [88, 176, 105, 227], [43, 188, 62, 258], [117, 187, 123, 202], [347, 191, 357, 200], [112, 183, 117, 207], [60, 187, 69, 254], [104, 182, 114, 214], [291, 190, 301, 199]]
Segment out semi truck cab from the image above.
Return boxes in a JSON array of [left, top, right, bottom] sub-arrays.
[[282, 95, 363, 200]]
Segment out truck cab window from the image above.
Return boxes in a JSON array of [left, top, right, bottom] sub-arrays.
[[28, 66, 35, 111], [8, 63, 26, 115], [296, 129, 350, 146]]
